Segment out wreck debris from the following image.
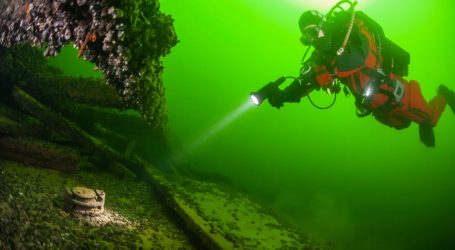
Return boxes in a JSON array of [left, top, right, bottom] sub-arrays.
[[0, 162, 194, 249], [0, 82, 320, 249], [0, 102, 69, 142], [0, 3, 322, 249], [0, 136, 80, 173], [0, 0, 178, 136], [10, 86, 152, 180], [65, 186, 106, 216]]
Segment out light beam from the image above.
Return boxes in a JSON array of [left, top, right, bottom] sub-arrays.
[[172, 98, 255, 162]]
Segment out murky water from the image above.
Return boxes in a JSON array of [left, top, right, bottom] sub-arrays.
[[49, 1, 455, 249]]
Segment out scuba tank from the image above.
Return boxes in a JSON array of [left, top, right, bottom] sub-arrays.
[[354, 11, 411, 77]]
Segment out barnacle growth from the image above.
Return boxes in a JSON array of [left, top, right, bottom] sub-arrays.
[[0, 0, 178, 138]]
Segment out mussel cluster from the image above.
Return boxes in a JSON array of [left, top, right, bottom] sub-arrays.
[[0, 0, 177, 135]]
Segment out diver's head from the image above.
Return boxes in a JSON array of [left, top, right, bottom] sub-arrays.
[[298, 10, 329, 50]]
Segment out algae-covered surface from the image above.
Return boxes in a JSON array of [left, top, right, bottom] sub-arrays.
[[0, 157, 326, 249], [0, 160, 194, 249], [167, 176, 322, 250]]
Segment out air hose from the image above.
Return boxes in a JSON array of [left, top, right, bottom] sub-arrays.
[[300, 0, 357, 110]]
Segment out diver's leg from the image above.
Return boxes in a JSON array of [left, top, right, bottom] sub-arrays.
[[438, 85, 455, 114], [374, 114, 411, 130], [405, 80, 447, 127], [397, 80, 447, 147]]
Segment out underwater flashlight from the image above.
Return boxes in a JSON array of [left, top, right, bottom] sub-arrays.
[[250, 77, 286, 106], [250, 93, 262, 106]]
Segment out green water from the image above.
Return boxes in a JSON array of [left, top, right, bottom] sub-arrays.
[[48, 0, 455, 249]]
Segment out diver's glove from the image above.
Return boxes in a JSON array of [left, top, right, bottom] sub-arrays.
[[281, 79, 308, 103], [268, 87, 284, 109]]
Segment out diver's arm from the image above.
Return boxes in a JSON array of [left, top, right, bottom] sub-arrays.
[[282, 73, 318, 102], [268, 66, 319, 108]]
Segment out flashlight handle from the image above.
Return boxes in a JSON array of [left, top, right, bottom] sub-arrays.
[[257, 77, 286, 94], [273, 76, 286, 87]]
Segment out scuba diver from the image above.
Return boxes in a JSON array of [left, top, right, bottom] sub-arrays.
[[251, 0, 455, 147]]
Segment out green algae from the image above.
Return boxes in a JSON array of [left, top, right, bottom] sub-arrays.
[[0, 160, 194, 249]]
